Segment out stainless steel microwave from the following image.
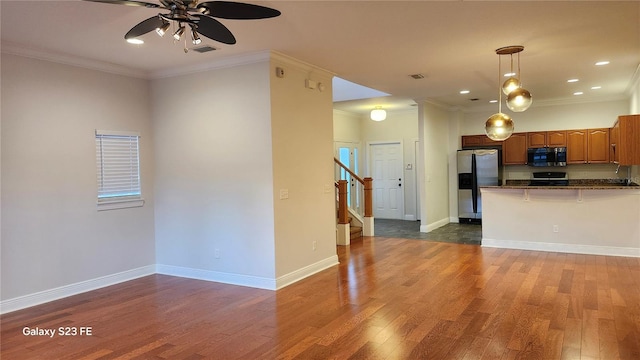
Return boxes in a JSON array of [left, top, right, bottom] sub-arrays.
[[527, 147, 567, 167]]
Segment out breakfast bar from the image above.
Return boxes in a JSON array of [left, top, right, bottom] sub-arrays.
[[480, 184, 640, 257]]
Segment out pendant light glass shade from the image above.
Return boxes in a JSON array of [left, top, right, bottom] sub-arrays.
[[502, 77, 520, 95], [485, 113, 514, 141], [506, 88, 533, 112]]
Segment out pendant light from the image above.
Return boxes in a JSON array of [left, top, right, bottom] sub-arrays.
[[485, 48, 514, 141], [499, 46, 533, 112]]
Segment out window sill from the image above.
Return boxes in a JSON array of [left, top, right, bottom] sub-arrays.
[[97, 198, 145, 211]]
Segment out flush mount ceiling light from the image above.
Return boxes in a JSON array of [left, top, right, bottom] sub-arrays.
[[370, 106, 387, 121], [84, 0, 281, 52]]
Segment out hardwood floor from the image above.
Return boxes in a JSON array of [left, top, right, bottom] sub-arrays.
[[2, 237, 640, 359]]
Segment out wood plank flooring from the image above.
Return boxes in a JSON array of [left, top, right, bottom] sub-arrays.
[[2, 237, 640, 359]]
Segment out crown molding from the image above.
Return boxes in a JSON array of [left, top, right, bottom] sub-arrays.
[[270, 50, 336, 80], [149, 50, 272, 79], [0, 41, 149, 79]]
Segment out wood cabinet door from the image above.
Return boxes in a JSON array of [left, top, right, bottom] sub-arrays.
[[587, 128, 610, 163], [527, 132, 547, 148], [503, 133, 528, 165], [547, 131, 567, 147], [567, 130, 587, 164], [461, 135, 483, 148]]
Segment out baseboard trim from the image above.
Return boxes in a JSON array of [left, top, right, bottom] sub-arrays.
[[156, 264, 277, 290], [420, 217, 450, 233], [0, 265, 155, 314], [276, 255, 340, 290], [482, 238, 640, 258]]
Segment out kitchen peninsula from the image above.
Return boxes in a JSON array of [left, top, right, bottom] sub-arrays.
[[480, 184, 640, 257]]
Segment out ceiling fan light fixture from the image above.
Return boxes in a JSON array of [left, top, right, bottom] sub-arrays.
[[126, 38, 144, 45], [190, 27, 202, 45], [156, 21, 170, 37], [173, 25, 185, 41]]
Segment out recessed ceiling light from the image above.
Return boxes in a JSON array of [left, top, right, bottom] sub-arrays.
[[504, 72, 516, 77], [126, 38, 144, 45], [459, 90, 470, 94], [595, 61, 610, 66], [591, 86, 602, 90], [567, 79, 579, 83], [573, 91, 584, 95], [489, 100, 498, 103], [409, 74, 425, 79]]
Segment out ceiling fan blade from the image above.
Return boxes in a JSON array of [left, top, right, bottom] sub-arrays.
[[193, 15, 236, 44], [125, 16, 165, 39], [198, 1, 281, 19], [83, 0, 161, 8]]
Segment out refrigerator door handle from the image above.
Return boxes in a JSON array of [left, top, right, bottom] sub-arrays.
[[471, 153, 478, 213]]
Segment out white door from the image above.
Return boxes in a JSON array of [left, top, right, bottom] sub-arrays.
[[371, 142, 404, 219]]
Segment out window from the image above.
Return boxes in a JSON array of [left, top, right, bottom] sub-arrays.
[[95, 130, 143, 210]]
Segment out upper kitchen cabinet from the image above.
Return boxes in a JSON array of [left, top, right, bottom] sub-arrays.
[[461, 135, 501, 148], [587, 128, 610, 164], [568, 128, 609, 164], [611, 114, 640, 165], [527, 131, 567, 148], [567, 130, 587, 164], [502, 133, 527, 165], [548, 131, 567, 147], [527, 132, 547, 148]]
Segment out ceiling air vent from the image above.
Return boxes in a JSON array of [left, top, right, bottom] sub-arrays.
[[409, 74, 425, 79], [192, 45, 218, 53]]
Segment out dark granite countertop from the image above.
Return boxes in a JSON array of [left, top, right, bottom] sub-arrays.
[[483, 179, 640, 190]]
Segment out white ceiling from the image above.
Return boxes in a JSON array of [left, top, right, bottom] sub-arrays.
[[2, 1, 639, 115]]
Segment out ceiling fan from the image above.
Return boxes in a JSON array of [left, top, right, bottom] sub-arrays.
[[84, 0, 281, 46]]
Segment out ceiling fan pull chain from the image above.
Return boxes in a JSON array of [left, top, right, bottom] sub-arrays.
[[184, 38, 189, 53]]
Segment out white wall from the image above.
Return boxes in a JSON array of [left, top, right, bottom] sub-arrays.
[[1, 54, 156, 302], [418, 101, 451, 231], [461, 99, 629, 135], [270, 56, 338, 280], [333, 109, 362, 143], [152, 59, 277, 285]]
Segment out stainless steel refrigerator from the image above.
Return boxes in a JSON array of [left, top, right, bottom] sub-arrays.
[[457, 149, 499, 223]]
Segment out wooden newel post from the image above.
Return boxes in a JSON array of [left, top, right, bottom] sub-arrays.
[[363, 177, 373, 217], [338, 180, 349, 224]]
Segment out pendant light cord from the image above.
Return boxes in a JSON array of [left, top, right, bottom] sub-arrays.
[[498, 54, 503, 113]]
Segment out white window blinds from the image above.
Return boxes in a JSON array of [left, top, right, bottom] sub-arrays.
[[96, 130, 141, 204]]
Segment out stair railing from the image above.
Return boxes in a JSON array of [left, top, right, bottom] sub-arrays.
[[334, 157, 373, 221]]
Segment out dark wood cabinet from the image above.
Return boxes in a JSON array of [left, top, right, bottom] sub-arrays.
[[502, 133, 527, 165], [566, 130, 587, 164], [587, 128, 610, 164]]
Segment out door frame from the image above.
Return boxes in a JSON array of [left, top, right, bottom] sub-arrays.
[[366, 140, 405, 220]]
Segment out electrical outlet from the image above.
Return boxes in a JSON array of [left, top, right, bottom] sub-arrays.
[[279, 189, 289, 200], [312, 241, 317, 251], [214, 249, 220, 258], [553, 225, 559, 233]]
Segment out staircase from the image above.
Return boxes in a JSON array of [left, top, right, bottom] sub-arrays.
[[350, 224, 363, 241], [334, 158, 374, 245]]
